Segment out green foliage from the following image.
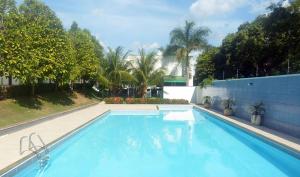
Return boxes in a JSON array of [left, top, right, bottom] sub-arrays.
[[222, 98, 235, 110], [203, 96, 211, 105], [165, 21, 210, 84], [68, 23, 101, 82], [104, 97, 189, 104], [0, 1, 103, 96], [195, 47, 217, 85], [249, 102, 265, 115], [103, 97, 124, 104], [132, 49, 165, 97], [204, 3, 300, 80], [99, 46, 134, 96], [199, 76, 213, 88]]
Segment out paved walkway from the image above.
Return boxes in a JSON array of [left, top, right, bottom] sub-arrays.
[[0, 104, 157, 172]]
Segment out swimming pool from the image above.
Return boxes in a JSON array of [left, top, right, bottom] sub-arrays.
[[3, 107, 300, 177]]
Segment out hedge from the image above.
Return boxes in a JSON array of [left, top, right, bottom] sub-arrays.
[[104, 97, 189, 104]]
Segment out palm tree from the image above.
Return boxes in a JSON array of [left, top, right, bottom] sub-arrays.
[[165, 20, 210, 86], [132, 49, 165, 97], [98, 46, 134, 96]]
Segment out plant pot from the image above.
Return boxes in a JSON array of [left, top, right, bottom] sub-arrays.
[[224, 109, 233, 116], [203, 103, 210, 109], [251, 115, 261, 125]]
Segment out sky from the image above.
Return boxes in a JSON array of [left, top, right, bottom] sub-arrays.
[[37, 0, 283, 52]]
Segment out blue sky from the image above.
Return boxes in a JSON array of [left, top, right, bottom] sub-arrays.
[[38, 0, 282, 52]]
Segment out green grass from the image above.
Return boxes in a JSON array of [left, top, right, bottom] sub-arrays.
[[0, 91, 100, 128]]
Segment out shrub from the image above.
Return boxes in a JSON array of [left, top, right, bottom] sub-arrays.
[[222, 98, 235, 110], [145, 98, 162, 104], [169, 99, 189, 104], [104, 97, 124, 104], [113, 97, 189, 104], [249, 102, 265, 115], [125, 97, 134, 104]]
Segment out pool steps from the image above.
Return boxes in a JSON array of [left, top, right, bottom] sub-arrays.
[[19, 133, 50, 169]]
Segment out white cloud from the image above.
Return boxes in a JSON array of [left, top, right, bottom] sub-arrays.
[[190, 0, 246, 17], [248, 0, 283, 14], [91, 8, 102, 16], [132, 41, 160, 51], [190, 0, 284, 17]]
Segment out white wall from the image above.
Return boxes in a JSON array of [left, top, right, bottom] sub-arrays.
[[163, 86, 201, 103], [0, 76, 20, 86]]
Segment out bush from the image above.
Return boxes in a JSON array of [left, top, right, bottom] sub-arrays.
[[125, 97, 134, 104], [112, 97, 189, 104], [104, 97, 124, 104]]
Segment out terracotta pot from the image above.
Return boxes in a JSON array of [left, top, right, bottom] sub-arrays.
[[224, 109, 233, 116], [204, 103, 210, 109], [251, 115, 261, 125]]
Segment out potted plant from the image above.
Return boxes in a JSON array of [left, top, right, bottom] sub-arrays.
[[222, 98, 235, 116], [203, 96, 211, 109], [249, 102, 265, 126]]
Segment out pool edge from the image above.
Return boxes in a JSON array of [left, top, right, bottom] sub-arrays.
[[193, 105, 300, 156]]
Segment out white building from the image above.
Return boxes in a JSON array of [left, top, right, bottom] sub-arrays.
[[125, 50, 197, 86]]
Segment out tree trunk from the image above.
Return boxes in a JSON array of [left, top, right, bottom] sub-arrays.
[[140, 84, 147, 98], [8, 76, 12, 86], [31, 84, 35, 96], [186, 54, 191, 86], [55, 83, 58, 91]]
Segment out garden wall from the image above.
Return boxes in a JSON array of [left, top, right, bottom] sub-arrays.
[[163, 86, 201, 103], [200, 74, 300, 138]]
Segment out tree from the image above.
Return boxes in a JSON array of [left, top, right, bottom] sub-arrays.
[[194, 47, 217, 86], [69, 22, 101, 83], [99, 46, 134, 96], [132, 49, 165, 97], [165, 20, 210, 86], [0, 0, 18, 80], [12, 0, 77, 95]]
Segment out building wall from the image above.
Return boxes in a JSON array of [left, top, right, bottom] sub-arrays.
[[0, 76, 20, 86], [126, 51, 197, 86], [199, 74, 300, 138], [163, 86, 199, 103]]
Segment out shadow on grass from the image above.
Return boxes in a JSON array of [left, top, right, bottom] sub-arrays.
[[38, 91, 75, 106], [14, 97, 43, 109], [77, 88, 101, 100], [14, 91, 75, 109]]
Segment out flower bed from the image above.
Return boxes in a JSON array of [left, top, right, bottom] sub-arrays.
[[104, 97, 189, 104]]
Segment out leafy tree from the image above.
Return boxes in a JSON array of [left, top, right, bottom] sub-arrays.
[[194, 47, 217, 85], [206, 2, 300, 80], [0, 0, 18, 79], [12, 0, 76, 95], [69, 22, 100, 83], [132, 49, 165, 97], [165, 20, 209, 86], [99, 46, 134, 96]]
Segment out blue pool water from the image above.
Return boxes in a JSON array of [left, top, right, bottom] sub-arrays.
[[10, 109, 300, 177]]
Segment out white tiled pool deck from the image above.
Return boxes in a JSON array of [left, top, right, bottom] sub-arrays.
[[0, 103, 299, 173]]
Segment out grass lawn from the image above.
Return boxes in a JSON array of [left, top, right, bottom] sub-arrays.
[[0, 91, 100, 128]]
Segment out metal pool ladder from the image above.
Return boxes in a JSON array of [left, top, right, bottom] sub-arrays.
[[20, 132, 50, 168]]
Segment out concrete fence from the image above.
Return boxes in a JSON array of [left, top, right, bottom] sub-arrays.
[[163, 86, 201, 103], [200, 74, 300, 138], [163, 74, 300, 138]]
